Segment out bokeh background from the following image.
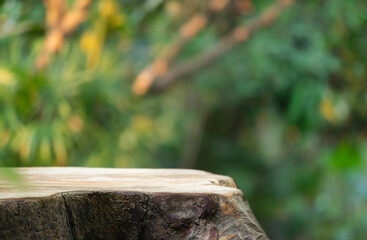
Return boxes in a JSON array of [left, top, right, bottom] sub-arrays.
[[1, 0, 367, 239]]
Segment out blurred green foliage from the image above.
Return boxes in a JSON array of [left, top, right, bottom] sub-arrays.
[[1, 0, 367, 239]]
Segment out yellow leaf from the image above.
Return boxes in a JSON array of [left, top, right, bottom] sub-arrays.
[[80, 31, 98, 51], [320, 98, 336, 123], [99, 0, 117, 19], [0, 68, 16, 86], [80, 31, 102, 67]]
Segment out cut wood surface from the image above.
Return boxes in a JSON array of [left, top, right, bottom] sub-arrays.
[[0, 167, 268, 240]]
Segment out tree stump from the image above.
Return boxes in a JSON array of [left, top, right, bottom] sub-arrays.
[[0, 168, 268, 240]]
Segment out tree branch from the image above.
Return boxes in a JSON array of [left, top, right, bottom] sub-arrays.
[[133, 0, 292, 95], [132, 0, 235, 96], [36, 0, 91, 70]]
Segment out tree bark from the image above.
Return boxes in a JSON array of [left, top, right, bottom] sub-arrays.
[[0, 167, 268, 240]]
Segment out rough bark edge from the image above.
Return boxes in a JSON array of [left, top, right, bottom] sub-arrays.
[[0, 191, 268, 240]]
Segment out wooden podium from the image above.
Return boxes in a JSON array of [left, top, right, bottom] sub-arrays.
[[0, 168, 268, 240]]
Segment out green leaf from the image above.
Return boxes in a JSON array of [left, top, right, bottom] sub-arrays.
[[330, 142, 362, 170]]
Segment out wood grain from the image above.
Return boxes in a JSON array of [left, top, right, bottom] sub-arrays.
[[0, 167, 268, 240]]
